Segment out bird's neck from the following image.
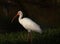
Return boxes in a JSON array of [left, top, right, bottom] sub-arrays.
[[19, 14, 23, 19]]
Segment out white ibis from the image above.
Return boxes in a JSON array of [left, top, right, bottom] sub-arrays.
[[11, 11, 42, 44]]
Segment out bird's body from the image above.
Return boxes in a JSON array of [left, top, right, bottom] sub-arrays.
[[18, 17, 42, 33]]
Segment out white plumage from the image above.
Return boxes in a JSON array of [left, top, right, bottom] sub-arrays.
[[19, 17, 42, 33], [18, 11, 42, 33]]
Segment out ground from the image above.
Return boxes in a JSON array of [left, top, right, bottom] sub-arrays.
[[0, 28, 60, 44]]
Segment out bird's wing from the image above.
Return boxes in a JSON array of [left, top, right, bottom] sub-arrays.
[[19, 18, 42, 33]]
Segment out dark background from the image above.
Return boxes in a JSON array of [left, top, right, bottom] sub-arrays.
[[0, 0, 60, 32]]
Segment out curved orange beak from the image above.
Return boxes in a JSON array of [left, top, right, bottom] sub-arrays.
[[11, 13, 18, 23]]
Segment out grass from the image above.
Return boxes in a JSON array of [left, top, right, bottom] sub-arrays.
[[0, 28, 60, 44]]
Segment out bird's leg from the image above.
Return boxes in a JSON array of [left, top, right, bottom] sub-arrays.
[[28, 31, 32, 44]]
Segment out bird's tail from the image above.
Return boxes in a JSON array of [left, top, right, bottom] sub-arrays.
[[34, 29, 42, 34], [38, 30, 42, 34]]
